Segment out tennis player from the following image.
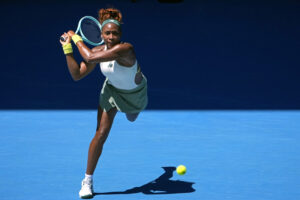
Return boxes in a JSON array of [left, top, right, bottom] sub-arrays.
[[60, 8, 148, 199]]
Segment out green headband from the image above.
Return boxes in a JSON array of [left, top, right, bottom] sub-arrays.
[[101, 19, 121, 28]]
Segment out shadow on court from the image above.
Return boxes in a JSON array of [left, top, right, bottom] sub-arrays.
[[94, 166, 195, 196]]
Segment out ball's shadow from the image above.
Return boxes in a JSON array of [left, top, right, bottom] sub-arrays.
[[94, 166, 195, 196]]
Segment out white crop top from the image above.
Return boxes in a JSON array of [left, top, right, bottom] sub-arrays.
[[100, 46, 138, 90]]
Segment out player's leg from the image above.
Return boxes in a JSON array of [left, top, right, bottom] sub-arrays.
[[79, 106, 117, 199], [95, 105, 103, 131], [86, 106, 118, 174], [126, 112, 140, 122]]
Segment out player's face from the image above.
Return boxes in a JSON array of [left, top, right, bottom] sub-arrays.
[[101, 23, 121, 48]]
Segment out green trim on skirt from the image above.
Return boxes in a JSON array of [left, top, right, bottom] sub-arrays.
[[99, 77, 148, 113]]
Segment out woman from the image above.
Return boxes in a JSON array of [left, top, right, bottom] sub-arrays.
[[60, 8, 148, 199]]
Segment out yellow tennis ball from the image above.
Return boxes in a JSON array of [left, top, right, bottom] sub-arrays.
[[176, 165, 186, 175]]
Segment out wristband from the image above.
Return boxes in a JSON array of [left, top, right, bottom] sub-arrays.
[[72, 34, 83, 45], [62, 43, 73, 54]]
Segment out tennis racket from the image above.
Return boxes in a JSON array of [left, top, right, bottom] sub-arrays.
[[60, 16, 104, 46]]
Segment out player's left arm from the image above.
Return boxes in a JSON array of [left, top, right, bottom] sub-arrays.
[[67, 30, 134, 64], [91, 45, 105, 53], [81, 43, 134, 63]]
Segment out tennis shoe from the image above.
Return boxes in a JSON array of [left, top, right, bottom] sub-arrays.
[[79, 179, 94, 199]]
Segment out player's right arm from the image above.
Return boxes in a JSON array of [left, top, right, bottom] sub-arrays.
[[60, 33, 104, 81], [65, 55, 97, 81]]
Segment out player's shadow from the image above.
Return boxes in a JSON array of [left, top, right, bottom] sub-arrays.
[[94, 166, 195, 196]]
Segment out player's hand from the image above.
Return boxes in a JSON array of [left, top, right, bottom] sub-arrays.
[[60, 32, 71, 46], [67, 30, 76, 37]]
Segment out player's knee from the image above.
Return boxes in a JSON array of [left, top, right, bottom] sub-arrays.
[[126, 115, 137, 122], [127, 117, 136, 122], [94, 128, 109, 144]]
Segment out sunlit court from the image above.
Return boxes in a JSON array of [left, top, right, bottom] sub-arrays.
[[1, 110, 300, 199]]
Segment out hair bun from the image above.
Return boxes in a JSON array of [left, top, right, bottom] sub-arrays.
[[99, 8, 122, 24]]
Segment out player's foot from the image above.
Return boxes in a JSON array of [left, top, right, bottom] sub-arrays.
[[79, 179, 94, 199]]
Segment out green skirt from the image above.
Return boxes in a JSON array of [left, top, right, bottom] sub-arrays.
[[99, 76, 148, 113]]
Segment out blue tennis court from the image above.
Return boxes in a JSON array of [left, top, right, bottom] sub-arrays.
[[1, 110, 299, 200]]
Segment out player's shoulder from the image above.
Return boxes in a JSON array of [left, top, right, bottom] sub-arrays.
[[91, 45, 105, 52], [118, 42, 132, 47], [118, 42, 134, 51]]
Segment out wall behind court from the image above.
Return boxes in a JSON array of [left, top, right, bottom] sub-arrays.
[[0, 0, 299, 109]]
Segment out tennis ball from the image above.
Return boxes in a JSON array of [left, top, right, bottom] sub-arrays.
[[176, 165, 186, 175]]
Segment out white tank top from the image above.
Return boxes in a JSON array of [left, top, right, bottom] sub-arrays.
[[100, 46, 138, 90]]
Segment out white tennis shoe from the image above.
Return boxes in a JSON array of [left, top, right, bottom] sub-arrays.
[[79, 179, 94, 199]]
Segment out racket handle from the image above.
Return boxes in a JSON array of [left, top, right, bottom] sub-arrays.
[[60, 36, 66, 42]]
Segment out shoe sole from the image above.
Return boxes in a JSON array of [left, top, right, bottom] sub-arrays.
[[79, 194, 93, 199]]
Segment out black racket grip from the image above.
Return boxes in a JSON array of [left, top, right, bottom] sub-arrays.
[[60, 36, 66, 42]]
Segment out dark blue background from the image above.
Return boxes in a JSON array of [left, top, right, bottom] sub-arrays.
[[0, 0, 299, 109]]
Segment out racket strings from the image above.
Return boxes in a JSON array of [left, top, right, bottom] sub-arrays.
[[80, 18, 102, 44]]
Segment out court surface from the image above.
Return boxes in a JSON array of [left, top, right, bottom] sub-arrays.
[[0, 110, 300, 200]]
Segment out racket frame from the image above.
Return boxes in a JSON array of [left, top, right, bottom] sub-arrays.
[[76, 16, 104, 46], [60, 16, 104, 46]]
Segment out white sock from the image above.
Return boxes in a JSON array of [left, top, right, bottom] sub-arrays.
[[84, 174, 93, 183]]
